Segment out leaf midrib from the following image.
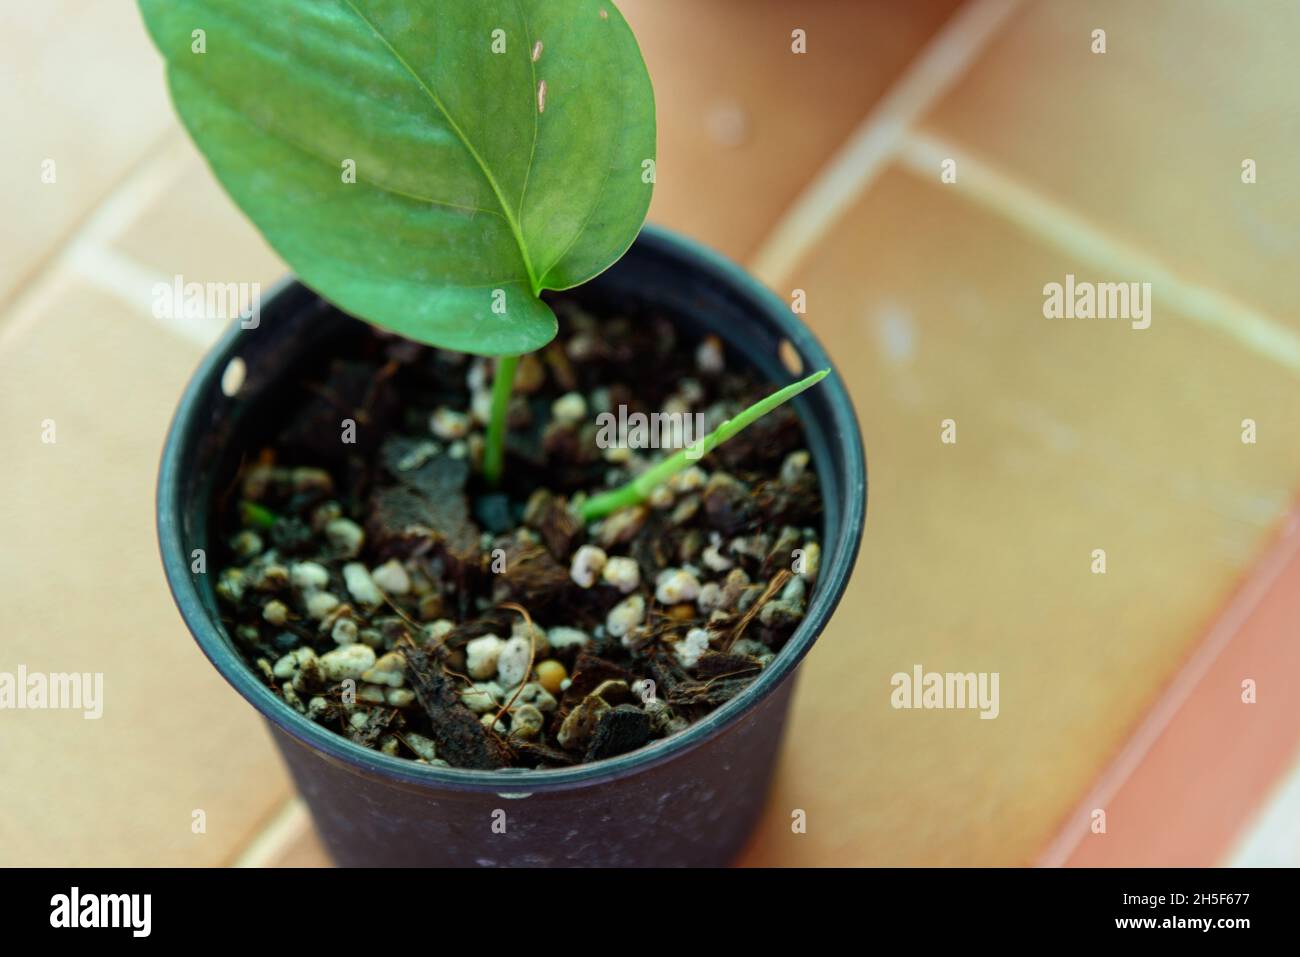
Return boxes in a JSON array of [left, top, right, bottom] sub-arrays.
[[341, 0, 542, 297]]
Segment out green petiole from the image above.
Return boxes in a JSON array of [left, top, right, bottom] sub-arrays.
[[578, 368, 829, 522], [483, 355, 518, 486]]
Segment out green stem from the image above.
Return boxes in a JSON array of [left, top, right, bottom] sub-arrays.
[[483, 354, 518, 485], [578, 368, 829, 522]]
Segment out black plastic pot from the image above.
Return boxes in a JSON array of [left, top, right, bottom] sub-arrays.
[[157, 224, 866, 867]]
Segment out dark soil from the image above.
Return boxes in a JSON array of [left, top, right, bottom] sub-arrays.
[[215, 297, 823, 770]]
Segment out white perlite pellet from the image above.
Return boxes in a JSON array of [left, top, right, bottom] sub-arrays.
[[606, 594, 646, 645], [290, 561, 330, 590], [675, 628, 711, 668], [370, 559, 411, 596], [325, 518, 365, 558], [601, 556, 641, 594], [655, 568, 700, 605], [551, 391, 587, 425], [319, 644, 376, 681], [429, 406, 470, 440], [569, 544, 607, 588], [304, 590, 341, 621], [546, 627, 591, 653], [496, 636, 532, 688], [343, 562, 382, 608], [465, 634, 505, 680]]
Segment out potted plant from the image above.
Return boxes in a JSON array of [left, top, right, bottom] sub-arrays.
[[147, 0, 865, 867]]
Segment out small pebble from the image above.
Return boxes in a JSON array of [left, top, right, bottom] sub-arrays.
[[425, 619, 455, 642], [647, 485, 674, 510], [668, 466, 708, 494], [509, 704, 544, 740], [465, 634, 505, 680], [461, 682, 501, 713], [216, 568, 245, 604], [496, 636, 532, 688], [403, 732, 437, 762], [781, 450, 810, 485], [512, 618, 550, 656], [343, 562, 383, 608], [319, 644, 377, 681], [557, 694, 611, 751], [325, 518, 365, 558], [230, 530, 263, 559], [597, 506, 647, 547], [386, 688, 416, 708], [546, 627, 591, 653], [569, 544, 607, 588], [759, 599, 804, 629], [290, 561, 330, 590], [509, 681, 559, 714], [781, 575, 807, 604], [248, 562, 289, 592], [551, 391, 587, 425], [291, 466, 334, 496], [534, 661, 567, 696], [310, 501, 342, 532], [304, 590, 341, 620], [262, 599, 289, 626], [696, 334, 725, 374], [701, 543, 733, 572], [675, 628, 711, 669], [361, 650, 406, 687], [606, 594, 646, 644], [272, 646, 316, 680], [331, 617, 359, 645], [429, 406, 470, 440], [697, 581, 724, 614], [601, 556, 641, 594], [655, 568, 701, 605], [370, 559, 411, 596]]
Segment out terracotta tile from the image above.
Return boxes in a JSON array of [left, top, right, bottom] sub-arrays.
[[0, 280, 290, 866], [921, 0, 1300, 332], [735, 167, 1300, 866], [619, 0, 964, 260], [0, 0, 175, 301], [1052, 505, 1300, 867]]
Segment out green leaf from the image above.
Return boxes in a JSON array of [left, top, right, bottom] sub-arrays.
[[138, 0, 656, 355]]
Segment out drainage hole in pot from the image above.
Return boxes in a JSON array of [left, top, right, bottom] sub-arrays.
[[778, 338, 804, 376], [220, 356, 246, 398]]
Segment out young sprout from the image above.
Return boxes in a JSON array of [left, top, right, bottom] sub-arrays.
[[578, 368, 829, 522], [239, 501, 277, 530]]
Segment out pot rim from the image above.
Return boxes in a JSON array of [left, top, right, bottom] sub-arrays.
[[157, 223, 866, 794]]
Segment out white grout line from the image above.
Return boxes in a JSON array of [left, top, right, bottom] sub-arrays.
[[0, 134, 199, 354], [897, 130, 1300, 377], [68, 243, 218, 349], [1225, 747, 1300, 866], [1035, 509, 1300, 866], [749, 0, 1022, 286], [230, 797, 313, 868]]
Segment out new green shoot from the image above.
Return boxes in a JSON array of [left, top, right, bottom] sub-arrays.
[[578, 368, 829, 522]]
